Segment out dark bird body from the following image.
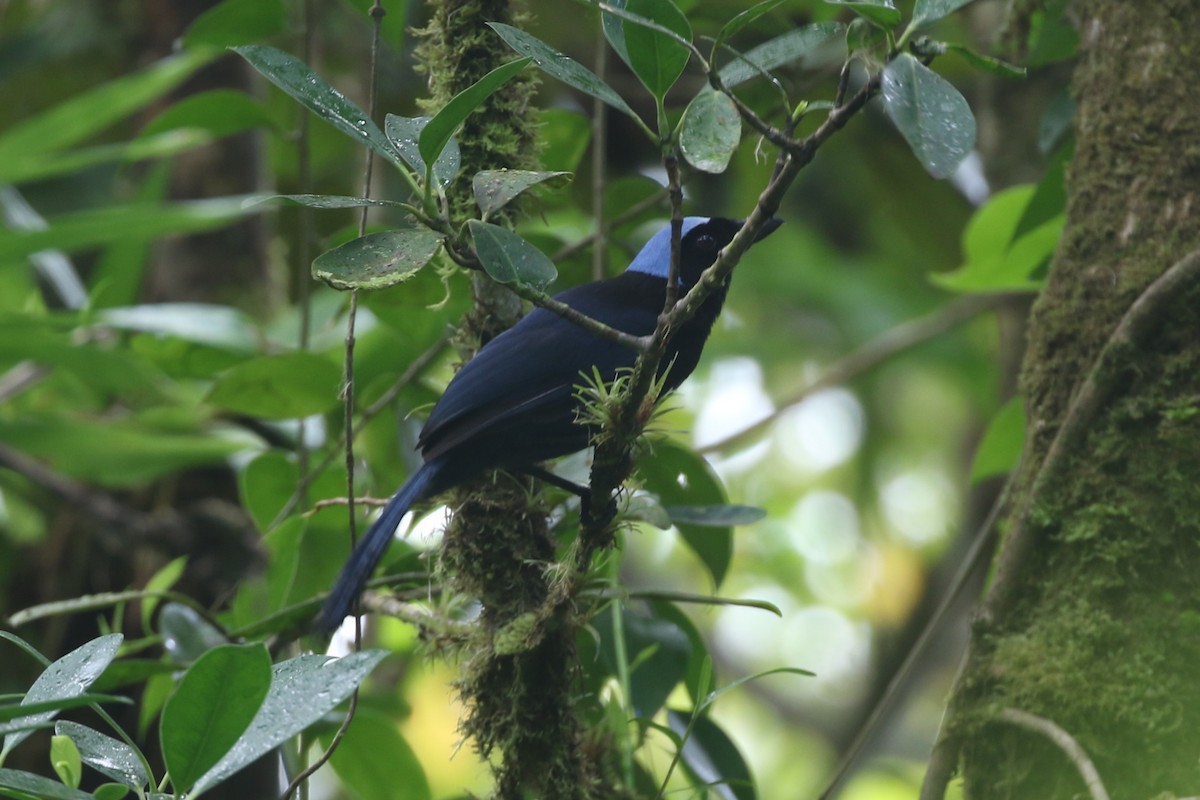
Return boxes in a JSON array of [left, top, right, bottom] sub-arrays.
[[318, 216, 780, 634]]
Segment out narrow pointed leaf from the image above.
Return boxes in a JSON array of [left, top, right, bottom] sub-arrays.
[[418, 57, 531, 167], [468, 220, 557, 289], [383, 115, 460, 186], [56, 722, 151, 790], [1, 635, 122, 757], [944, 43, 1027, 78], [881, 52, 976, 178], [0, 768, 92, 800], [824, 0, 901, 28], [312, 225, 444, 290], [678, 87, 741, 174], [713, 0, 787, 53], [488, 23, 640, 121], [161, 644, 271, 794], [0, 130, 212, 186], [621, 0, 692, 99], [0, 49, 213, 164], [243, 194, 406, 210], [0, 697, 129, 728], [718, 22, 843, 87], [473, 170, 572, 217], [189, 651, 388, 797], [664, 504, 765, 527], [232, 45, 403, 171], [911, 0, 976, 28]]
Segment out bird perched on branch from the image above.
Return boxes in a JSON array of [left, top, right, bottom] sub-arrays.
[[318, 215, 781, 634]]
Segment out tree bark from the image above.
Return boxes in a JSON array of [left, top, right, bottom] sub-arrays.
[[935, 1, 1200, 797]]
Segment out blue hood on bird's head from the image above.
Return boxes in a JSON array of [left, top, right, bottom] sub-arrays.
[[625, 216, 781, 284], [626, 217, 709, 279]]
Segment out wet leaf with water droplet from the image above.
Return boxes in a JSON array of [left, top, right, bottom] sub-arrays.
[[881, 52, 976, 178], [468, 220, 557, 290], [678, 87, 741, 174], [472, 170, 572, 217]]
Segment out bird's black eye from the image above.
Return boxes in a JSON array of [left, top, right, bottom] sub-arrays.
[[696, 234, 717, 250]]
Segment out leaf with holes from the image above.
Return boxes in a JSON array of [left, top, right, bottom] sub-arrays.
[[312, 224, 444, 291]]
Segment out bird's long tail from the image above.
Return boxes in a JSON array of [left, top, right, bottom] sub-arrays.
[[316, 461, 441, 635]]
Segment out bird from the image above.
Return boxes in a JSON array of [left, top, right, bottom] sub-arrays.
[[317, 215, 781, 634]]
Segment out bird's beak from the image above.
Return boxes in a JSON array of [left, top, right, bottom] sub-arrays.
[[753, 217, 783, 242]]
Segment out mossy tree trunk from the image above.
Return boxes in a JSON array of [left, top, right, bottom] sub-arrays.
[[940, 1, 1200, 796], [414, 3, 623, 798]]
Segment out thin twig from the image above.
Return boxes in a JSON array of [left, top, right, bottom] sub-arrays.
[[997, 709, 1111, 800], [702, 293, 1019, 453]]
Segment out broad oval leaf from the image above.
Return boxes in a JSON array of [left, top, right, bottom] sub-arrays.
[[207, 352, 342, 420], [881, 52, 976, 178], [312, 225, 445, 291], [159, 603, 227, 665], [468, 220, 557, 289], [678, 87, 741, 174], [717, 22, 843, 87], [621, 0, 693, 100], [824, 0, 901, 28], [971, 397, 1025, 483], [161, 644, 272, 795], [1, 634, 122, 757], [321, 710, 431, 800], [667, 710, 756, 800], [418, 57, 531, 168], [383, 114, 460, 187], [56, 722, 150, 791], [189, 651, 389, 797], [488, 23, 640, 121], [473, 170, 572, 217], [911, 0, 976, 28], [231, 45, 403, 171], [638, 441, 732, 588]]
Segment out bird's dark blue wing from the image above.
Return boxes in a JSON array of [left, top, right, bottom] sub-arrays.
[[418, 275, 662, 467]]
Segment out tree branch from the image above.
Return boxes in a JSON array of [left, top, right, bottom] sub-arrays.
[[997, 709, 1111, 800]]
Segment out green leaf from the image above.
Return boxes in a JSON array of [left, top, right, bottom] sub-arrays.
[[0, 697, 128, 729], [539, 109, 592, 172], [468, 220, 558, 289], [881, 52, 976, 179], [183, 0, 285, 48], [971, 397, 1025, 482], [488, 23, 641, 122], [473, 170, 573, 218], [189, 651, 389, 797], [0, 130, 212, 186], [321, 710, 431, 800], [418, 57, 531, 168], [718, 22, 843, 87], [597, 606, 691, 719], [158, 604, 227, 666], [824, 0, 901, 28], [93, 783, 131, 800], [232, 45, 404, 171], [0, 768, 92, 800], [932, 184, 1060, 292], [1, 634, 122, 758], [678, 87, 741, 174], [701, 666, 814, 709], [55, 722, 150, 791], [667, 710, 756, 800], [0, 50, 213, 165], [0, 417, 250, 489], [638, 441, 733, 588], [98, 303, 260, 352], [312, 225, 445, 291], [713, 0, 787, 54], [50, 735, 82, 789], [944, 42, 1027, 78], [239, 451, 300, 533], [161, 644, 272, 795], [383, 115, 460, 187], [207, 352, 341, 420], [140, 89, 279, 140], [620, 0, 692, 100], [911, 0, 976, 28], [141, 556, 188, 634], [0, 198, 251, 262], [243, 194, 406, 210], [664, 504, 766, 527]]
